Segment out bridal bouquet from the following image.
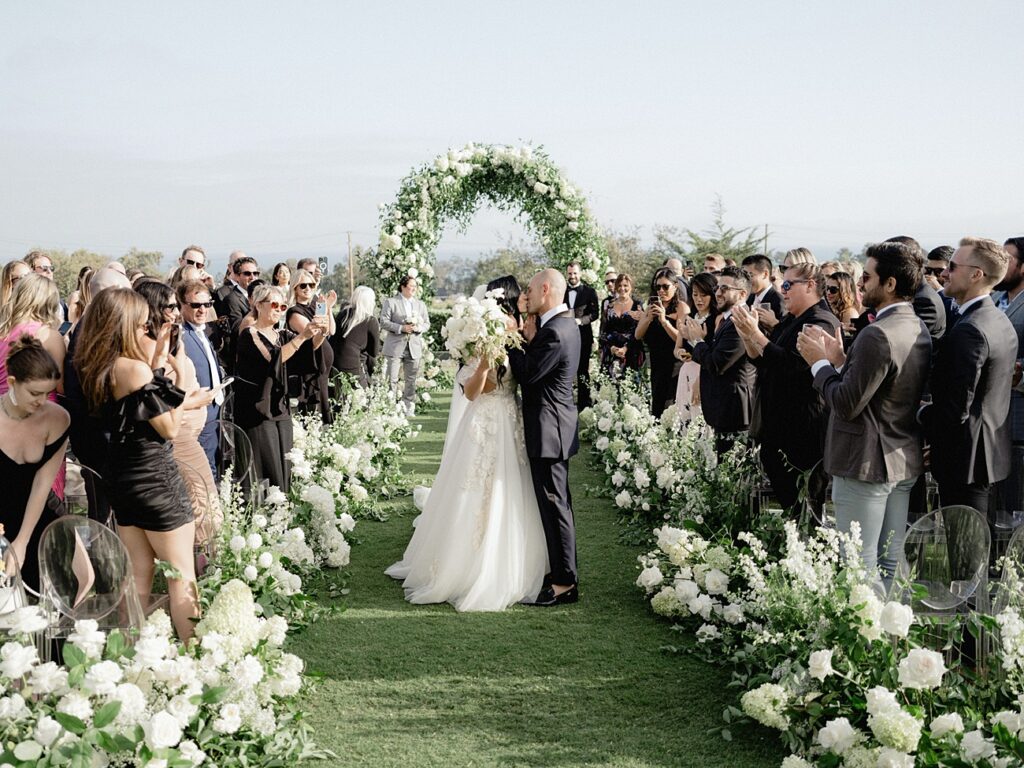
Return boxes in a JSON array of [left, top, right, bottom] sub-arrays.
[[442, 289, 520, 365]]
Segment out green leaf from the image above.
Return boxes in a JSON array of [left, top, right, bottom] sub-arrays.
[[61, 644, 86, 668], [54, 712, 87, 736], [721, 728, 732, 741], [105, 630, 127, 659], [202, 685, 230, 704], [93, 700, 122, 729]]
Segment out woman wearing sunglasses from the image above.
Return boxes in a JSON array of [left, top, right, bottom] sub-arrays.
[[825, 272, 860, 346], [234, 284, 324, 490], [286, 269, 337, 423], [635, 267, 686, 417]]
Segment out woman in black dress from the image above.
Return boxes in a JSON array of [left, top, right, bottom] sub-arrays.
[[635, 267, 685, 417], [598, 273, 645, 380], [0, 335, 69, 593], [76, 288, 210, 641], [286, 269, 337, 422], [235, 284, 324, 491], [331, 285, 381, 388]]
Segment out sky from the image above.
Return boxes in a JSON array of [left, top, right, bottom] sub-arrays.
[[1, 1, 1022, 273]]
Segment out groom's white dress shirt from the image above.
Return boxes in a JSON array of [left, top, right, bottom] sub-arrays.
[[540, 303, 569, 328]]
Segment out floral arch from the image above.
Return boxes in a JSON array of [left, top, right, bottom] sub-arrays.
[[363, 143, 607, 297]]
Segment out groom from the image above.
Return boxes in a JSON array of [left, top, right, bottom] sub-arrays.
[[508, 268, 580, 606]]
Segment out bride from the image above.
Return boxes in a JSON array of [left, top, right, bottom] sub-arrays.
[[385, 276, 548, 611]]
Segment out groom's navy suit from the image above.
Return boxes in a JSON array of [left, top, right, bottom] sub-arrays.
[[508, 311, 580, 588]]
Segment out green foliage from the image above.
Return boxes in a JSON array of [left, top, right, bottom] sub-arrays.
[[653, 196, 765, 267]]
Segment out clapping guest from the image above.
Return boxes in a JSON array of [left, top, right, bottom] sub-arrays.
[[287, 269, 337, 421], [733, 263, 839, 516], [0, 261, 30, 307], [742, 254, 783, 333], [635, 268, 683, 417], [0, 336, 69, 592], [673, 272, 718, 420], [331, 285, 381, 388], [235, 284, 324, 490], [76, 288, 209, 641], [599, 273, 645, 380]]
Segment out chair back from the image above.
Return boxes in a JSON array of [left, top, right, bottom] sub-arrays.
[[994, 523, 1024, 615], [215, 419, 258, 500], [889, 505, 990, 613], [0, 535, 28, 630], [64, 459, 114, 527]]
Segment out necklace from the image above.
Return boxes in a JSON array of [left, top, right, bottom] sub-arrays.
[[0, 394, 28, 421]]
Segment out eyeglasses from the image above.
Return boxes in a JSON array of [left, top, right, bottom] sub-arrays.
[[184, 258, 205, 268], [947, 260, 983, 275], [34, 265, 54, 273], [605, 279, 617, 285], [781, 279, 810, 292], [297, 283, 315, 290], [825, 286, 840, 295], [715, 284, 742, 294], [655, 283, 673, 291], [241, 270, 261, 277], [162, 303, 180, 311], [261, 300, 285, 310], [924, 266, 945, 276], [188, 301, 214, 309]]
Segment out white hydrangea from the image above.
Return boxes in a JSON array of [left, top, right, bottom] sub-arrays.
[[740, 683, 790, 730], [869, 708, 922, 753]]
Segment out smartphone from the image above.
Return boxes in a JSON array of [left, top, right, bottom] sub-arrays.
[[649, 295, 662, 307], [169, 323, 181, 352], [209, 376, 235, 397], [315, 299, 328, 317]]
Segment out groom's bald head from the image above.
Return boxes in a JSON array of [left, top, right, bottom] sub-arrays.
[[525, 268, 567, 316]]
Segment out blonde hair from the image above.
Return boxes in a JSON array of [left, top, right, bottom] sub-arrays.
[[0, 273, 62, 337], [785, 247, 817, 266], [959, 236, 1010, 286], [0, 260, 29, 306], [289, 269, 316, 306], [74, 288, 150, 412], [249, 284, 287, 319]]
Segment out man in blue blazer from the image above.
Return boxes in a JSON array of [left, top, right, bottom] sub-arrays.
[[178, 279, 224, 476]]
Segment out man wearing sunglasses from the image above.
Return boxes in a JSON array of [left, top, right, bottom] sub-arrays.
[[214, 253, 261, 373], [178, 279, 224, 474], [600, 269, 618, 319], [994, 236, 1024, 511]]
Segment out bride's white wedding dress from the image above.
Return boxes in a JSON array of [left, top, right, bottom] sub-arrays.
[[385, 360, 548, 611]]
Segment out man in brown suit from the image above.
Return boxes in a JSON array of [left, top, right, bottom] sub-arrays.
[[797, 241, 931, 581]]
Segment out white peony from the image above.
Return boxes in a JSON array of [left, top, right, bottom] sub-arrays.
[[875, 748, 914, 768], [960, 729, 996, 761], [816, 716, 861, 754], [674, 580, 700, 602], [808, 649, 835, 682], [929, 712, 964, 739], [636, 566, 663, 590], [0, 642, 38, 679], [897, 648, 946, 690], [704, 568, 729, 595], [722, 603, 744, 625], [144, 710, 183, 750], [879, 601, 914, 638]]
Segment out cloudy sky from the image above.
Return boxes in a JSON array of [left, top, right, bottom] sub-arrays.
[[1, 1, 1021, 272]]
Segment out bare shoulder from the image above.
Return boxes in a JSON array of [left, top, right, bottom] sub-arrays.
[[113, 358, 154, 396], [39, 400, 71, 436]]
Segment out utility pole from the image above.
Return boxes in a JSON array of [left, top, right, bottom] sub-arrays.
[[763, 223, 769, 257], [346, 231, 354, 296]]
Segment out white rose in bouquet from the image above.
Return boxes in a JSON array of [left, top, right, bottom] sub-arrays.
[[879, 601, 914, 638], [636, 565, 663, 590], [960, 729, 996, 761], [808, 649, 835, 682], [897, 648, 946, 690], [442, 291, 520, 366]]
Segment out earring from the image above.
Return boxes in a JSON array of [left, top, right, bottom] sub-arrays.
[[8, 389, 17, 407]]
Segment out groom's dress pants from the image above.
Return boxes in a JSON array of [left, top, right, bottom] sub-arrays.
[[529, 456, 578, 586]]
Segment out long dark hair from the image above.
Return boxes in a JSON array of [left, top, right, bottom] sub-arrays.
[[486, 274, 521, 385], [649, 267, 681, 315], [689, 272, 719, 326], [134, 279, 180, 354]]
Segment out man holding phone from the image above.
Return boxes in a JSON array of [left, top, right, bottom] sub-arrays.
[[179, 279, 226, 475]]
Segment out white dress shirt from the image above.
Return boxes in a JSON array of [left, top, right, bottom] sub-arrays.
[[540, 303, 569, 328], [187, 322, 224, 405]]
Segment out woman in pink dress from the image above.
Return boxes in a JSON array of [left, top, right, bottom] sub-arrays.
[[0, 273, 67, 500]]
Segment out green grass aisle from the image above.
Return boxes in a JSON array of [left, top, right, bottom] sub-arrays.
[[292, 394, 783, 767]]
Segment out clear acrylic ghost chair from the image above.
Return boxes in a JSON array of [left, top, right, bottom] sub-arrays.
[[64, 459, 115, 528], [176, 457, 221, 576], [889, 505, 991, 615], [0, 534, 28, 633], [215, 419, 258, 502], [993, 523, 1024, 616], [37, 517, 144, 661]]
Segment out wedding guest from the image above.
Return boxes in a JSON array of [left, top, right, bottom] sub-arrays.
[[0, 336, 69, 592], [234, 284, 324, 490], [178, 279, 224, 475], [76, 288, 207, 641], [564, 262, 600, 409], [214, 254, 260, 373], [25, 251, 66, 322], [820, 260, 841, 277], [380, 275, 429, 417], [296, 257, 322, 284], [672, 272, 718, 420], [635, 268, 682, 417], [661, 258, 691, 308], [67, 266, 93, 325], [998, 237, 1024, 510], [169, 264, 202, 290], [0, 274, 67, 503], [599, 273, 645, 381], [733, 263, 839, 516], [331, 285, 381, 388], [271, 262, 291, 288], [679, 266, 756, 454], [798, 241, 931, 581], [287, 269, 337, 421], [742, 254, 783, 334], [702, 253, 725, 273], [782, 247, 817, 268], [924, 246, 953, 292], [826, 272, 860, 327], [135, 280, 219, 543], [178, 245, 207, 272], [885, 235, 946, 343], [0, 260, 30, 306], [600, 269, 619, 318]]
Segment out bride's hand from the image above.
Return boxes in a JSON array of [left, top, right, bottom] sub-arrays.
[[504, 315, 519, 333]]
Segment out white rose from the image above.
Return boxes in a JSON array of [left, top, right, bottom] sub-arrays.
[[929, 712, 964, 739], [595, 436, 609, 451], [875, 747, 914, 768], [144, 711, 183, 750], [808, 649, 835, 682], [816, 716, 861, 754], [722, 603, 744, 624], [688, 593, 713, 620], [636, 566, 663, 590], [704, 568, 729, 595], [614, 490, 632, 508], [879, 601, 914, 638], [34, 715, 62, 747], [597, 417, 612, 432], [179, 740, 207, 766], [0, 642, 38, 679], [960, 729, 996, 762], [897, 648, 946, 690], [992, 709, 1024, 736], [674, 580, 700, 602]]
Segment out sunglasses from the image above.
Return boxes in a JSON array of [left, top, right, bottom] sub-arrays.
[[923, 266, 945, 276], [184, 258, 205, 268], [947, 260, 983, 275], [826, 286, 840, 295], [162, 303, 180, 311], [261, 300, 286, 310], [297, 283, 315, 290], [655, 283, 673, 291], [715, 284, 742, 293], [34, 265, 55, 273], [188, 301, 214, 309], [240, 270, 261, 277], [605, 279, 616, 285], [781, 279, 810, 292]]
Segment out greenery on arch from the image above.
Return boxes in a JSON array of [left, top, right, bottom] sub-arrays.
[[363, 143, 607, 297]]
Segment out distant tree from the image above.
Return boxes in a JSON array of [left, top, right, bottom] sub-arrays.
[[603, 228, 659, 293], [652, 196, 763, 268], [41, 248, 109, 296], [469, 238, 547, 291], [432, 255, 478, 297], [121, 247, 164, 276]]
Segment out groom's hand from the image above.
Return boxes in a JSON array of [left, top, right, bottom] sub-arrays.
[[522, 314, 538, 342]]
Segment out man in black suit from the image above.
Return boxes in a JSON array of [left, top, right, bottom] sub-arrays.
[[679, 266, 757, 454], [564, 261, 600, 410], [919, 237, 1017, 519], [509, 268, 580, 606], [742, 254, 784, 332], [733, 262, 840, 516], [214, 253, 260, 372]]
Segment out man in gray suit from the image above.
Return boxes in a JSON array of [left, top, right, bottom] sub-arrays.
[[798, 241, 931, 581], [380, 274, 430, 416], [995, 236, 1024, 510]]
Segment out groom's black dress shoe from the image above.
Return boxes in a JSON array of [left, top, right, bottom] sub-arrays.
[[532, 585, 578, 607]]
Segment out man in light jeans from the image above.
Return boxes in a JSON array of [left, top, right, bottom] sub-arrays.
[[798, 241, 931, 581]]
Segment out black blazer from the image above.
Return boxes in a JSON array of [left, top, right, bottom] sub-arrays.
[[690, 316, 757, 433], [747, 286, 784, 321], [565, 283, 600, 348], [913, 282, 947, 342], [919, 296, 1017, 486], [508, 313, 581, 460], [750, 300, 839, 468], [214, 283, 251, 372]]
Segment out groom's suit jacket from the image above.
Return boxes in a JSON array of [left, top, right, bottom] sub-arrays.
[[509, 312, 581, 461]]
